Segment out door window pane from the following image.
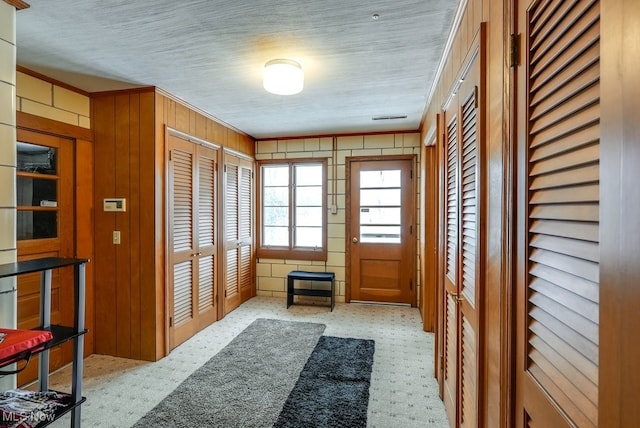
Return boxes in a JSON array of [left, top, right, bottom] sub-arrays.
[[360, 189, 401, 206], [17, 211, 57, 240], [16, 142, 59, 241], [359, 169, 402, 244], [17, 177, 57, 207], [360, 226, 401, 244], [359, 170, 400, 188], [17, 142, 57, 175], [360, 207, 401, 225]]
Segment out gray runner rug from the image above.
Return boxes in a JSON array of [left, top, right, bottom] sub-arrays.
[[274, 336, 375, 428], [133, 318, 326, 428]]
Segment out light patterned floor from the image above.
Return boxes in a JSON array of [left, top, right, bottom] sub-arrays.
[[45, 296, 450, 427]]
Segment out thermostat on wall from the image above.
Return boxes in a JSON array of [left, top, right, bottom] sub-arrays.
[[103, 198, 126, 212]]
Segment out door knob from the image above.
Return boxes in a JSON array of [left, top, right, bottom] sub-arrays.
[[352, 237, 359, 243]]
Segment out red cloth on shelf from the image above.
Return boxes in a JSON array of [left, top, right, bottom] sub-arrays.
[[0, 329, 53, 362]]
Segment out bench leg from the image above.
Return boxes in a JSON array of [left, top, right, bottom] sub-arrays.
[[287, 276, 293, 308], [331, 279, 335, 311]]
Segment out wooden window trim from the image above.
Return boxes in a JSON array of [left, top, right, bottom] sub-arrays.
[[256, 157, 328, 261]]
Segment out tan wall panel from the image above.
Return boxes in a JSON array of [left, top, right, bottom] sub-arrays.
[[16, 71, 91, 128]]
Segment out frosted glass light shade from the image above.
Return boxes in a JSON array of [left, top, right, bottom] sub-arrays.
[[263, 59, 304, 95]]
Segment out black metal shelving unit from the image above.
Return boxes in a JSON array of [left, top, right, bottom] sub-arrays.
[[0, 257, 88, 428]]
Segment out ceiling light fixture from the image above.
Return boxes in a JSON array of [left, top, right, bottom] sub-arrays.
[[263, 59, 304, 95]]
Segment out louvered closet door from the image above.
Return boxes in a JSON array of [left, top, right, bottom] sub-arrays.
[[223, 153, 254, 315], [238, 164, 254, 302], [168, 134, 219, 349], [442, 109, 459, 428], [457, 61, 480, 428], [168, 135, 197, 348], [441, 39, 483, 428], [516, 1, 600, 427], [196, 145, 218, 330]]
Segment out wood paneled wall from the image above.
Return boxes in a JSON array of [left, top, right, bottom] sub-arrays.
[[92, 88, 157, 360], [92, 87, 254, 361]]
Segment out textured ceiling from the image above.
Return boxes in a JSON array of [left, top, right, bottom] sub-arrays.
[[16, 0, 458, 139]]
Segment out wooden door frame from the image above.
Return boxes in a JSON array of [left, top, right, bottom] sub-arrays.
[[503, 1, 517, 428], [599, 0, 640, 425], [434, 112, 446, 399], [16, 112, 95, 359], [422, 122, 440, 334], [344, 154, 417, 306]]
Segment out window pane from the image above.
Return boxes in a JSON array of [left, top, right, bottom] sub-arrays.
[[263, 226, 289, 246], [17, 211, 57, 240], [295, 164, 322, 186], [295, 187, 322, 206], [263, 165, 288, 186], [17, 177, 57, 207], [295, 227, 322, 247], [360, 170, 400, 188], [296, 207, 322, 227], [263, 187, 288, 206], [360, 207, 401, 225], [17, 142, 57, 175], [263, 207, 288, 226], [360, 188, 401, 206], [360, 225, 401, 244]]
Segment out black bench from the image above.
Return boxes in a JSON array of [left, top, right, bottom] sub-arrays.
[[287, 270, 335, 311]]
